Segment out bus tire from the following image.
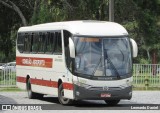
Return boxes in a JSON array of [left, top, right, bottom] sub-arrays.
[[58, 83, 73, 105], [26, 79, 37, 99], [104, 100, 120, 106]]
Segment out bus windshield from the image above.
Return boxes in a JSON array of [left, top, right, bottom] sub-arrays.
[[74, 36, 132, 79]]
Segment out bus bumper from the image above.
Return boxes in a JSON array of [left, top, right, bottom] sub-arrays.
[[73, 85, 132, 100]]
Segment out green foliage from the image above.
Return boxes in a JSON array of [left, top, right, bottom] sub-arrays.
[[0, 52, 5, 62], [0, 0, 160, 63], [0, 87, 23, 92], [139, 58, 150, 64], [31, 0, 52, 24]]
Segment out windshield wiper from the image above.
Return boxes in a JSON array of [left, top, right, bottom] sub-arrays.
[[105, 50, 121, 79], [92, 57, 102, 75]]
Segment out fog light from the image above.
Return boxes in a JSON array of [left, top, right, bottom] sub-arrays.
[[76, 91, 80, 96]]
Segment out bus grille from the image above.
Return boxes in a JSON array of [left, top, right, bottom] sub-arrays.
[[87, 87, 122, 91]]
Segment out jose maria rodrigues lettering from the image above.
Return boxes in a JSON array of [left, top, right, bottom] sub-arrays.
[[16, 57, 53, 68], [22, 58, 45, 66]]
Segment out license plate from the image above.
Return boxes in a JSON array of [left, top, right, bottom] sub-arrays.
[[101, 93, 111, 97]]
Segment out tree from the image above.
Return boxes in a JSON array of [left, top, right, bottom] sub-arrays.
[[133, 0, 160, 63], [0, 0, 160, 63], [0, 0, 27, 26]]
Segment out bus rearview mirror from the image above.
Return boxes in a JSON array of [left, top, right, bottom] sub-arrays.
[[130, 38, 138, 58], [69, 38, 75, 58]]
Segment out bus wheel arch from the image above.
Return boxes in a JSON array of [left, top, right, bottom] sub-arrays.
[[26, 75, 31, 91], [26, 75, 43, 99], [26, 75, 30, 86], [58, 79, 62, 88], [58, 79, 73, 105], [26, 75, 36, 99]]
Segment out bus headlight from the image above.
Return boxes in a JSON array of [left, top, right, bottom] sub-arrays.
[[73, 81, 91, 89]]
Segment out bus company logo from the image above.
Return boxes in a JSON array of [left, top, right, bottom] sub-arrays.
[[22, 58, 45, 66], [103, 86, 109, 91], [16, 57, 53, 68]]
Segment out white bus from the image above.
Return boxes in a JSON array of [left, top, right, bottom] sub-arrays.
[[16, 20, 138, 105]]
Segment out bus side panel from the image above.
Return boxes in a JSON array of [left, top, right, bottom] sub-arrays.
[[32, 85, 58, 96], [60, 69, 74, 99], [16, 65, 27, 90], [63, 89, 74, 99]]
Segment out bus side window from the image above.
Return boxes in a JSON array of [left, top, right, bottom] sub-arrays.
[[55, 32, 62, 54], [45, 32, 55, 54], [38, 32, 45, 53], [32, 33, 39, 53], [17, 33, 24, 53], [24, 33, 31, 53], [51, 32, 56, 53], [24, 34, 28, 52]]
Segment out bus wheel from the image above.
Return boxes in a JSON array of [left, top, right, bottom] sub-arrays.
[[26, 79, 36, 99], [58, 83, 73, 105], [104, 100, 120, 106]]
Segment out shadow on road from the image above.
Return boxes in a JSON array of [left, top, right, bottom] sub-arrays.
[[0, 94, 149, 110], [38, 96, 60, 104], [36, 96, 143, 110]]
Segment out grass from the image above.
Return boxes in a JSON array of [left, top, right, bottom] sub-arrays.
[[133, 73, 160, 86], [0, 71, 16, 86], [0, 72, 23, 92], [133, 86, 160, 91], [0, 87, 24, 92], [132, 73, 160, 90]]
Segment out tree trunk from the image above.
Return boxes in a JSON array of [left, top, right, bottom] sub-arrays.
[[146, 48, 151, 61], [141, 36, 151, 61], [152, 49, 157, 75], [10, 1, 27, 26], [152, 49, 157, 64], [0, 0, 27, 26]]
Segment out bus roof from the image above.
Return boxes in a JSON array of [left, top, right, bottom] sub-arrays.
[[18, 20, 128, 36]]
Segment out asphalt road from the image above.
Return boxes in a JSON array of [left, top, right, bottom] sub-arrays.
[[0, 91, 160, 112]]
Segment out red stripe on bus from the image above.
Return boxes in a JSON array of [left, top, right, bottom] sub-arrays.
[[16, 76, 73, 90], [30, 78, 58, 88], [17, 76, 26, 83], [16, 56, 53, 68], [63, 82, 74, 90]]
